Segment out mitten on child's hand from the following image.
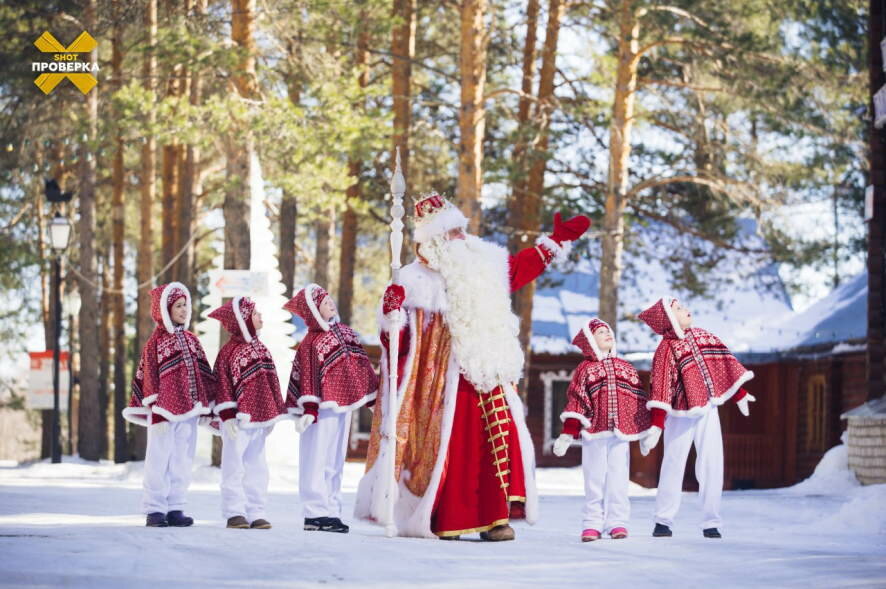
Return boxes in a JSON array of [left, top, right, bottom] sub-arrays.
[[550, 212, 591, 244], [737, 392, 756, 417], [294, 413, 315, 434], [640, 426, 662, 456], [224, 418, 239, 439], [552, 433, 573, 457]]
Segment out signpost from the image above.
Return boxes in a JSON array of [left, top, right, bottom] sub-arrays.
[[27, 351, 70, 411], [208, 269, 269, 298]]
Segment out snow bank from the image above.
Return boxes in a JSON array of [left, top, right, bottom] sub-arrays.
[[820, 484, 886, 535], [784, 434, 859, 496]]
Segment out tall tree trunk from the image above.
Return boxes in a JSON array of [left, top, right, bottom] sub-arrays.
[[338, 23, 370, 325], [112, 12, 128, 463], [133, 0, 158, 460], [868, 0, 886, 401], [456, 0, 489, 233], [509, 0, 564, 400], [161, 1, 185, 284], [77, 0, 101, 461], [598, 0, 638, 331], [391, 0, 416, 180], [279, 193, 297, 297], [217, 0, 259, 467], [98, 262, 111, 459], [313, 216, 332, 288], [509, 0, 539, 211]]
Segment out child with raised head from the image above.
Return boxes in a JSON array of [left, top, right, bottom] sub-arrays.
[[552, 319, 655, 542], [638, 297, 756, 539], [123, 282, 216, 527], [284, 284, 378, 533], [209, 296, 287, 530]]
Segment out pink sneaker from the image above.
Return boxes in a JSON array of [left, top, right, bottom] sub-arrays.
[[610, 527, 628, 539], [581, 529, 601, 542]]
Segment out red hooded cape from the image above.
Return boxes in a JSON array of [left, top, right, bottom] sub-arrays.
[[123, 282, 216, 426], [209, 296, 288, 429], [283, 284, 378, 416], [560, 319, 652, 440], [638, 297, 753, 417]]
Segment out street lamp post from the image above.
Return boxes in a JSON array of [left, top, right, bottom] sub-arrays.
[[48, 211, 71, 464]]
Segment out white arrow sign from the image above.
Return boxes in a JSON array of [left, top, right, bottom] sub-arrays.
[[208, 270, 269, 298]]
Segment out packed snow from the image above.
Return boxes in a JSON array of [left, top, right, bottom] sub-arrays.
[[0, 427, 884, 588]]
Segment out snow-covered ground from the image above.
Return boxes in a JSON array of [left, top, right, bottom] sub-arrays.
[[0, 430, 884, 588]]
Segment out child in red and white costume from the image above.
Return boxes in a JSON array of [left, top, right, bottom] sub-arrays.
[[284, 284, 378, 533], [552, 319, 654, 542], [123, 282, 216, 527], [638, 297, 756, 538], [209, 296, 287, 530]]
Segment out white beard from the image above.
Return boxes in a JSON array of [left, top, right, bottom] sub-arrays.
[[418, 235, 524, 392]]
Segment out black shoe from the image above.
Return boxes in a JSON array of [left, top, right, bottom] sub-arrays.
[[652, 523, 673, 537], [146, 512, 168, 527], [304, 517, 326, 531], [166, 510, 194, 527], [324, 517, 350, 533], [703, 527, 722, 538]]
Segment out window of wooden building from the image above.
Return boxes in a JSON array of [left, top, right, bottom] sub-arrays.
[[541, 370, 573, 455], [805, 374, 827, 452]]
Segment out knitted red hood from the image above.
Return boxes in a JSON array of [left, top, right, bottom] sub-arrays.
[[150, 282, 192, 334], [571, 318, 616, 361], [638, 297, 685, 339], [283, 283, 331, 332], [208, 296, 257, 342]]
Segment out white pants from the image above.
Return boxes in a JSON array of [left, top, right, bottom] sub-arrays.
[[654, 408, 723, 529], [581, 436, 630, 532], [221, 426, 270, 521], [141, 418, 198, 515], [299, 409, 351, 519]]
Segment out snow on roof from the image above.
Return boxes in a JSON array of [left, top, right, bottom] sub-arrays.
[[842, 395, 886, 419], [762, 271, 867, 353], [532, 219, 794, 355]]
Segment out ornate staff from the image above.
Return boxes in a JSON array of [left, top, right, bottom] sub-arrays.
[[381, 148, 406, 537]]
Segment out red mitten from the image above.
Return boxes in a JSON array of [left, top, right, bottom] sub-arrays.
[[383, 284, 406, 314], [551, 212, 591, 244]]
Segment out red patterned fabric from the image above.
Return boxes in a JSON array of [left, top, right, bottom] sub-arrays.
[[641, 303, 753, 417], [284, 286, 378, 414], [637, 297, 680, 339], [559, 321, 652, 441], [209, 298, 287, 429], [123, 283, 215, 426]]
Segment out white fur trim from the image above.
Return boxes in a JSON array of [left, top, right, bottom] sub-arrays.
[[303, 283, 330, 332], [662, 296, 686, 339], [159, 282, 192, 334], [646, 400, 674, 413], [378, 308, 407, 333], [709, 370, 754, 407], [234, 411, 291, 430], [413, 206, 468, 244], [141, 393, 158, 407], [503, 384, 538, 525], [289, 393, 378, 415], [646, 370, 754, 417], [292, 395, 322, 413], [213, 401, 238, 415], [395, 262, 449, 313], [122, 407, 150, 427], [232, 296, 253, 343], [579, 319, 616, 360], [560, 411, 592, 429], [535, 234, 571, 266], [149, 402, 212, 422], [578, 428, 651, 442]]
